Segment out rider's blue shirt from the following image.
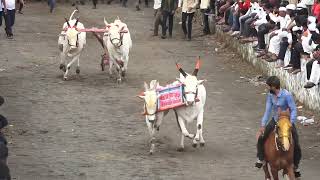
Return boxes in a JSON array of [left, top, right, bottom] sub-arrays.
[[261, 89, 297, 127]]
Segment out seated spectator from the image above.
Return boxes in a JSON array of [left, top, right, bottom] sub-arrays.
[[305, 33, 320, 88]]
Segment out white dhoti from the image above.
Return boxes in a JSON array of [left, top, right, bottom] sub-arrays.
[[310, 61, 320, 85], [268, 35, 280, 55]]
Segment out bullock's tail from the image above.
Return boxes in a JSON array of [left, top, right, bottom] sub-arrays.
[[69, 8, 79, 21]]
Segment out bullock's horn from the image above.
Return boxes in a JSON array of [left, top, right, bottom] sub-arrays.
[[175, 63, 187, 77], [75, 18, 79, 27], [104, 17, 109, 26], [192, 56, 201, 76], [65, 18, 71, 28]]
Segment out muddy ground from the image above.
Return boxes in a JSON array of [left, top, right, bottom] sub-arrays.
[[0, 2, 319, 180]]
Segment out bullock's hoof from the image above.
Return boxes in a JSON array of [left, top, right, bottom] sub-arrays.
[[177, 147, 184, 152], [59, 64, 65, 70], [76, 68, 80, 74], [192, 143, 197, 148], [200, 142, 205, 147], [149, 151, 153, 155], [63, 77, 68, 81], [117, 79, 122, 84]]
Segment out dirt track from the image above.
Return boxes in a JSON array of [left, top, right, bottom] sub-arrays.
[[0, 2, 319, 180]]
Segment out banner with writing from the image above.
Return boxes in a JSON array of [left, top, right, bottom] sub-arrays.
[[157, 84, 185, 111]]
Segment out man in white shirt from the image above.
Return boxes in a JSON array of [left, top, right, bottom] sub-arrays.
[[200, 0, 211, 35], [153, 0, 162, 36], [178, 0, 199, 40], [3, 0, 14, 39]]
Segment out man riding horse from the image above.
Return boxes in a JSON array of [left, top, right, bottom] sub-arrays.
[[255, 76, 302, 177]]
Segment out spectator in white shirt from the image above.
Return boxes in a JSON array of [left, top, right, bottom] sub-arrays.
[[3, 0, 15, 39], [178, 0, 199, 41], [153, 0, 162, 36]]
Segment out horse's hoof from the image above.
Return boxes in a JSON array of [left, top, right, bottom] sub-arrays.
[[177, 147, 184, 152], [101, 63, 105, 71], [200, 142, 205, 147], [76, 68, 80, 74], [192, 143, 197, 148]]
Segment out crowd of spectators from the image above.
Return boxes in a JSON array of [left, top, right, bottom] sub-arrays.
[[216, 0, 320, 89]]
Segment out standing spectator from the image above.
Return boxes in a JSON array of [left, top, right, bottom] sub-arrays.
[[179, 0, 199, 41], [16, 0, 24, 14], [3, 0, 15, 39], [48, 0, 55, 13], [153, 0, 162, 36], [136, 0, 149, 11], [0, 0, 7, 34], [93, 0, 98, 9], [200, 0, 211, 35], [161, 0, 178, 39]]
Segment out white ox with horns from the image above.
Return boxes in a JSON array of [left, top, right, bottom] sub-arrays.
[[58, 9, 86, 80], [139, 59, 206, 154], [103, 18, 132, 83]]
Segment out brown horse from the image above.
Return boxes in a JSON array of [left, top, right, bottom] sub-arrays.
[[263, 112, 295, 180]]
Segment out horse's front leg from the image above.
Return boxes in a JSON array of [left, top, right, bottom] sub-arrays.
[[263, 163, 271, 180], [287, 165, 296, 180], [271, 166, 279, 180]]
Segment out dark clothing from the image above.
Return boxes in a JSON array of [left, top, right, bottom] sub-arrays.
[[3, 9, 15, 36], [243, 14, 257, 37], [278, 40, 289, 61], [93, 0, 98, 7], [162, 10, 174, 37], [17, 0, 24, 13], [257, 23, 271, 49], [257, 118, 302, 168], [202, 8, 211, 34], [154, 9, 163, 36], [289, 42, 304, 69], [182, 12, 195, 39], [0, 11, 3, 27], [161, 0, 177, 12], [48, 0, 56, 13], [306, 59, 316, 80]]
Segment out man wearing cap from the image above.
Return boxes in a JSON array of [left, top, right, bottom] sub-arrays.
[[304, 33, 320, 88], [266, 6, 291, 60]]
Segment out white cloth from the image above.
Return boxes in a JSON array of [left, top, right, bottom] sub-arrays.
[[178, 0, 199, 13], [302, 30, 313, 54], [200, 0, 210, 9], [4, 0, 15, 10], [268, 35, 281, 54], [0, 1, 2, 11], [153, 0, 161, 9], [301, 0, 314, 6], [310, 61, 320, 84]]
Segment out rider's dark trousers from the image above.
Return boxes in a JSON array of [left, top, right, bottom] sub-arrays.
[[257, 118, 302, 168]]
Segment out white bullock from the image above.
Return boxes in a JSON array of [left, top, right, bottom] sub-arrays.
[[58, 9, 86, 80], [139, 59, 207, 154], [103, 17, 132, 83]]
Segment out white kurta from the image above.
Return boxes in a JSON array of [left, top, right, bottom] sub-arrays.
[[310, 61, 320, 85]]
